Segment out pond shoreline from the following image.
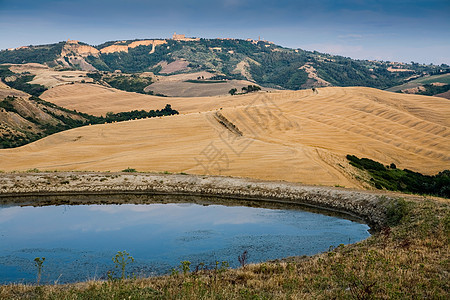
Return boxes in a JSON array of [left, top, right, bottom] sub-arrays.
[[0, 172, 399, 230]]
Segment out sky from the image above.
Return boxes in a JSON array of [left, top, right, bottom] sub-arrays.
[[0, 0, 449, 64]]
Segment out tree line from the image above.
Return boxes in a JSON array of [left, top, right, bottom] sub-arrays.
[[347, 155, 449, 198]]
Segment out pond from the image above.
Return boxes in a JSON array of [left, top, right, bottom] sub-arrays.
[[0, 197, 370, 284]]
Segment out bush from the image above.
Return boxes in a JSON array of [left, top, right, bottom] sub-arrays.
[[385, 198, 409, 226]]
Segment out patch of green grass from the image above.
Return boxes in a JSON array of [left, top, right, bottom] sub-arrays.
[[413, 73, 450, 85], [121, 168, 137, 173], [103, 75, 153, 94]]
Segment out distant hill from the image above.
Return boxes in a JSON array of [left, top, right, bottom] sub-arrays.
[[386, 73, 450, 99], [1, 38, 448, 90]]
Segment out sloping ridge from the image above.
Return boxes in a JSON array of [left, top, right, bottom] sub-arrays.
[[214, 112, 242, 136]]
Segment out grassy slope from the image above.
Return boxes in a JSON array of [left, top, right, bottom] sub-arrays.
[[1, 197, 448, 299], [386, 73, 450, 92]]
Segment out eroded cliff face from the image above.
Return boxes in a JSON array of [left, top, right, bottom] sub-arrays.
[[99, 40, 167, 54], [59, 40, 99, 71], [61, 41, 99, 57], [100, 45, 129, 54]]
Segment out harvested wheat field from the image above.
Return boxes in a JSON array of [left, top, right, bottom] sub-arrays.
[[41, 82, 267, 115], [1, 86, 449, 188]]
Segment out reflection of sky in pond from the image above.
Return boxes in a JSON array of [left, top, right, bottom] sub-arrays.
[[0, 203, 370, 284]]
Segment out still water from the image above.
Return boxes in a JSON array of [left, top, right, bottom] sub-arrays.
[[0, 202, 370, 284]]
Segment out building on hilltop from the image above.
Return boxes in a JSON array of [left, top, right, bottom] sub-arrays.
[[172, 32, 200, 42], [246, 37, 273, 45], [172, 32, 186, 40]]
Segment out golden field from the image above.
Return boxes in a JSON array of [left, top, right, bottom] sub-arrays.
[[1, 84, 449, 188]]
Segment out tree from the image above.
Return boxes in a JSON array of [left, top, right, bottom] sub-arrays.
[[228, 88, 237, 95]]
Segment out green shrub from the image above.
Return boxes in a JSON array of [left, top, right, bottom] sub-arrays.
[[385, 198, 410, 226]]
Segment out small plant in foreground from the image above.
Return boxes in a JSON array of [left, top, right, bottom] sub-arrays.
[[112, 250, 134, 280], [215, 260, 229, 275], [34, 257, 45, 285], [181, 261, 191, 275], [238, 250, 249, 268], [171, 261, 192, 276]]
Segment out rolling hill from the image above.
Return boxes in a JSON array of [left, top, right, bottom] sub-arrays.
[[1, 37, 448, 91], [1, 86, 448, 189]]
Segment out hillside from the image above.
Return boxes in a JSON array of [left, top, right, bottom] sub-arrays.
[[0, 76, 179, 148], [1, 38, 448, 91], [386, 73, 450, 99], [0, 84, 92, 148], [1, 86, 448, 189]]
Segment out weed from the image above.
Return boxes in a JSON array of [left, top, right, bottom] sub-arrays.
[[112, 250, 134, 280], [34, 257, 45, 285], [171, 261, 193, 277], [238, 250, 249, 268], [214, 261, 229, 275], [181, 261, 191, 275]]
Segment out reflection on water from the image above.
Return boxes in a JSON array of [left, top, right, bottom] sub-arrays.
[[0, 202, 370, 284]]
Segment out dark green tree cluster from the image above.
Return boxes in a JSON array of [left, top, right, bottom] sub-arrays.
[[242, 85, 261, 93], [86, 72, 102, 81], [228, 88, 237, 95], [416, 84, 450, 96], [103, 104, 178, 122], [4, 75, 47, 97], [229, 85, 261, 95], [0, 96, 18, 113], [0, 42, 64, 64], [347, 155, 449, 198], [103, 75, 153, 94]]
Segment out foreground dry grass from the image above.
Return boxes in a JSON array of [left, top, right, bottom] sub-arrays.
[[1, 197, 448, 299]]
